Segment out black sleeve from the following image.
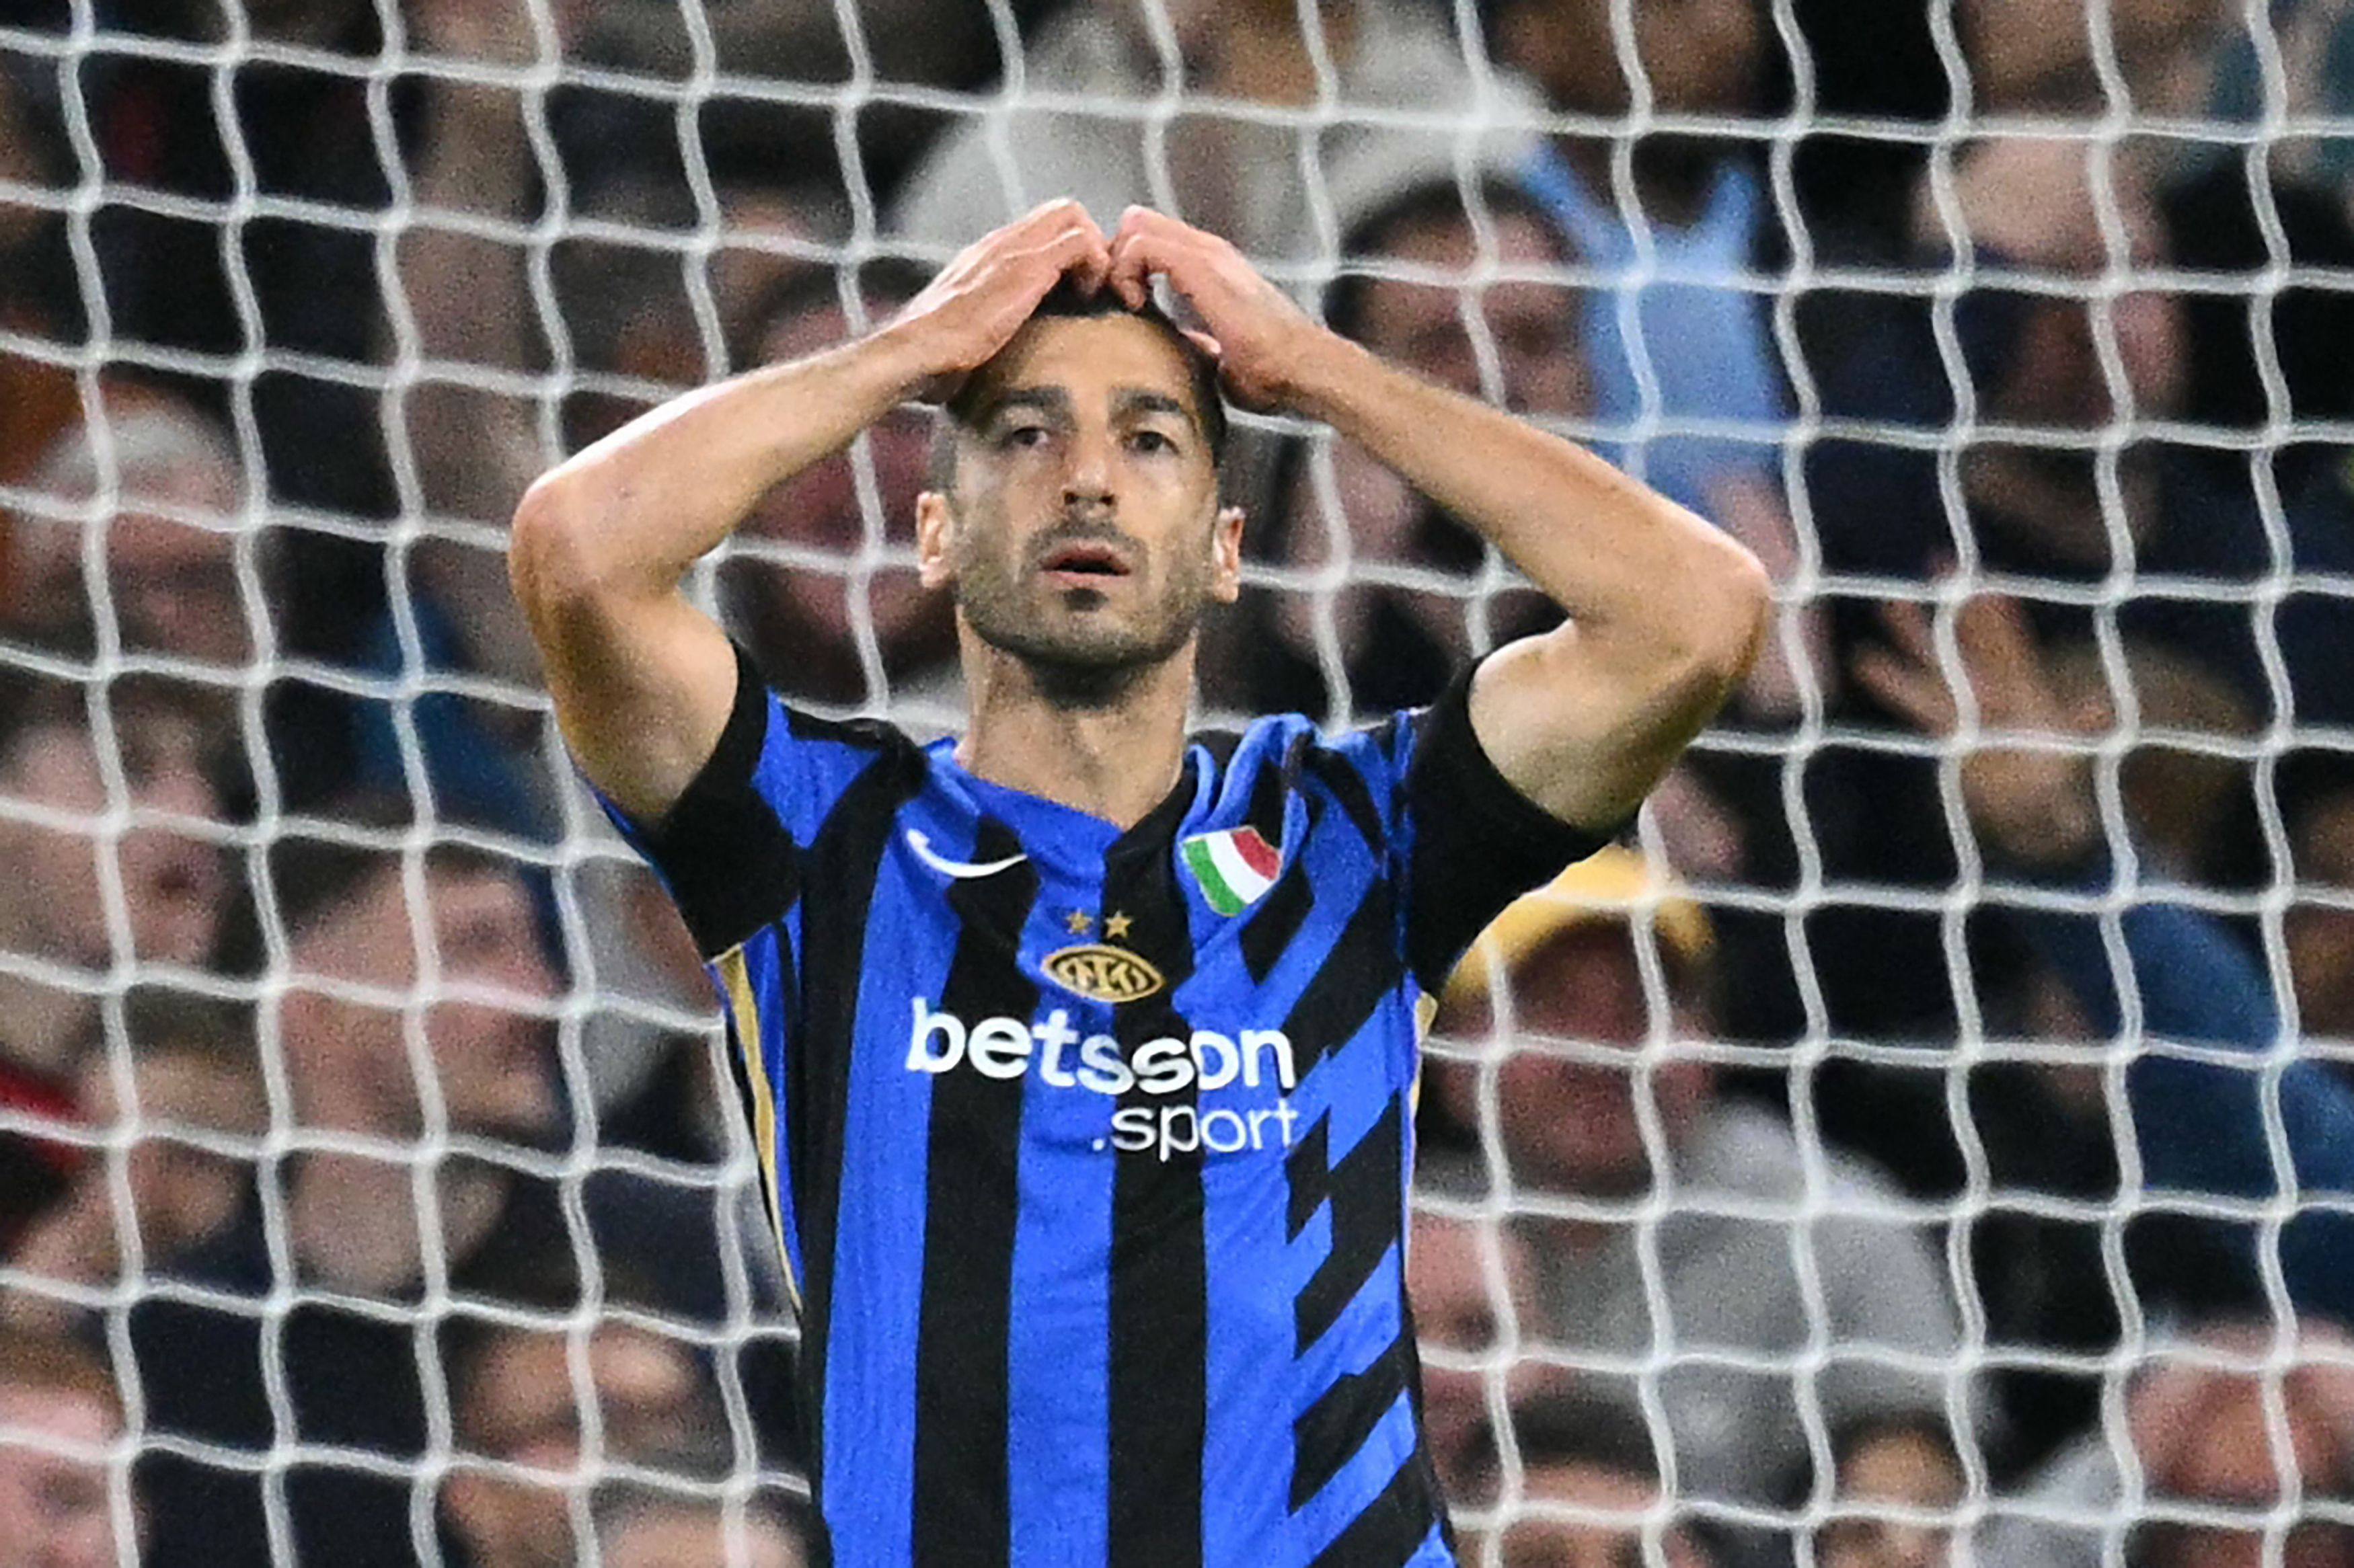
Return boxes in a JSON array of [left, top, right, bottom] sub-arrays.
[[631, 642, 800, 959], [1400, 663, 1624, 993]]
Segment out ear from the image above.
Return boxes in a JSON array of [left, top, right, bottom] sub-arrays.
[[915, 491, 956, 590], [1209, 504, 1246, 605]]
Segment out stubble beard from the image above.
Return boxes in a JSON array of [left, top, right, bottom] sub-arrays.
[[953, 513, 1215, 709]]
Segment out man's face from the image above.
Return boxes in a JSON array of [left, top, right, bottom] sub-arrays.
[[2143, 1381, 2354, 1568], [11, 459, 248, 668], [446, 1323, 707, 1568], [0, 1385, 119, 1568], [919, 313, 1239, 685], [1441, 927, 1710, 1197], [1356, 212, 1589, 424], [1410, 1212, 1545, 1501], [1989, 167, 2185, 431], [289, 865, 558, 1142], [1503, 0, 1763, 118], [1819, 1427, 1963, 1568], [75, 1046, 259, 1262], [741, 299, 942, 659], [0, 700, 224, 972]]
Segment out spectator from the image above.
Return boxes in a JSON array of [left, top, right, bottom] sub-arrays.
[[1212, 178, 1579, 724], [718, 262, 957, 717], [593, 1486, 808, 1568], [1785, 0, 2236, 256], [5, 990, 260, 1331], [1408, 1193, 1552, 1504], [1849, 586, 2354, 1464], [0, 670, 227, 1254], [9, 393, 251, 667], [127, 800, 574, 1568], [1429, 845, 1966, 1540], [440, 1269, 724, 1568], [1977, 1319, 2354, 1568], [1480, 0, 1790, 518], [1814, 1413, 1966, 1568], [1466, 1392, 1718, 1568], [0, 1323, 127, 1568], [1790, 137, 2354, 1042], [891, 0, 1532, 268]]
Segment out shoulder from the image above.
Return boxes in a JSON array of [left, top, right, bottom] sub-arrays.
[[1198, 709, 1412, 846]]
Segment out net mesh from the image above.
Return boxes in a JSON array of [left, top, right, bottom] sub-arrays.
[[0, 0, 2350, 1563]]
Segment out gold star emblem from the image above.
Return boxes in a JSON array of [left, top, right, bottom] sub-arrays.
[[1104, 912, 1134, 941], [1065, 910, 1095, 936]]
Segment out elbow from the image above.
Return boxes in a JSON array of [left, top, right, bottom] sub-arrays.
[[507, 472, 605, 626], [1680, 533, 1774, 700]]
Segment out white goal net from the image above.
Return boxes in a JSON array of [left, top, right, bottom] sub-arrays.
[[1, 0, 2352, 1565]]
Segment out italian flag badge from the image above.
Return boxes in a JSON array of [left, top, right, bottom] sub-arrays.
[[1181, 826, 1281, 916]]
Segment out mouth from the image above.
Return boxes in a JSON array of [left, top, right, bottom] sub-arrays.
[[1038, 538, 1135, 589]]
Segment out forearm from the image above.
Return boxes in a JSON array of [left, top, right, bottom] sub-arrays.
[[1288, 335, 1765, 665], [515, 327, 925, 604]]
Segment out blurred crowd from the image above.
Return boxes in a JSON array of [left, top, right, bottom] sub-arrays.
[[3, 0, 2354, 1565]]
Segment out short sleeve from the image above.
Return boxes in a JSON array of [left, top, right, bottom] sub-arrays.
[[1397, 660, 1622, 993], [593, 642, 906, 958]]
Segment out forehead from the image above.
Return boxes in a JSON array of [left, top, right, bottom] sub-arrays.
[[968, 312, 1207, 428]]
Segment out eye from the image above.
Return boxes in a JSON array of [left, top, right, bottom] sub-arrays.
[[1129, 429, 1176, 455]]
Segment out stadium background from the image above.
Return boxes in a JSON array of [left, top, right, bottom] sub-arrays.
[[3, 0, 2354, 1564]]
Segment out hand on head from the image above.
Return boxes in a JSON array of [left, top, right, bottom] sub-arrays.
[[886, 201, 1114, 404], [1105, 206, 1320, 413]]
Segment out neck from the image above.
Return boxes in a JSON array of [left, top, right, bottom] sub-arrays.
[[289, 1150, 510, 1294], [956, 635, 1195, 830]]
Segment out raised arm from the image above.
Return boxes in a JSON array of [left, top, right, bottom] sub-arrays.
[[1105, 208, 1769, 832], [507, 202, 1112, 822]]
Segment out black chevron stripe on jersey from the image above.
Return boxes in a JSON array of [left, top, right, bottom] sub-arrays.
[[1288, 1097, 1405, 1354], [1290, 1330, 1413, 1509]]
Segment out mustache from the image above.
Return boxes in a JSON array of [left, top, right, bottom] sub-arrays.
[[1025, 513, 1141, 565]]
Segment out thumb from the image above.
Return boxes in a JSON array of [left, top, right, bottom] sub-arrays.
[[1183, 329, 1222, 362]]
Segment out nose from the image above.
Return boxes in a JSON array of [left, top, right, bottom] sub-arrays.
[[1063, 424, 1116, 510]]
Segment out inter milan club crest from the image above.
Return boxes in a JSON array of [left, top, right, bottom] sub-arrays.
[[1180, 826, 1281, 916]]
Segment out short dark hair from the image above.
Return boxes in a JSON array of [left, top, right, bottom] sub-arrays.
[[927, 276, 1230, 497], [266, 793, 525, 944], [1466, 1390, 1664, 1487], [1324, 175, 1573, 345]]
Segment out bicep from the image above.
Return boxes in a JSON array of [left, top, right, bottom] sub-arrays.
[[1395, 668, 1620, 994]]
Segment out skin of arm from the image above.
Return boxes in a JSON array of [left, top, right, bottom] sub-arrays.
[[506, 201, 1113, 824], [1104, 207, 1772, 832]]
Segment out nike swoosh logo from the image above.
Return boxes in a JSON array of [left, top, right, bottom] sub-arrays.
[[904, 829, 1030, 881]]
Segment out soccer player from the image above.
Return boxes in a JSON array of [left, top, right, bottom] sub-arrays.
[[508, 201, 1768, 1566]]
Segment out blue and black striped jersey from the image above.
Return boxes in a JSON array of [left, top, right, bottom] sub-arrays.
[[599, 646, 1607, 1567]]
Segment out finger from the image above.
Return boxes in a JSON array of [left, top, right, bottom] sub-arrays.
[[1953, 591, 2034, 668], [1851, 644, 1957, 735], [1037, 221, 1112, 295], [1876, 597, 1939, 669], [1182, 329, 1221, 361]]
